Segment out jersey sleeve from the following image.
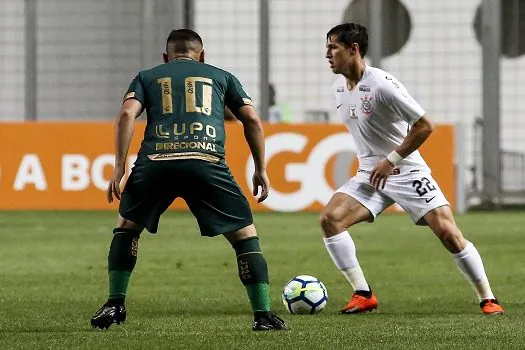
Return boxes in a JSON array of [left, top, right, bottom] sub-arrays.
[[377, 78, 425, 125], [123, 74, 146, 106], [224, 73, 253, 114]]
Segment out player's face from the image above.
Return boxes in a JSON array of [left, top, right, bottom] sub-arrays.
[[325, 35, 356, 74]]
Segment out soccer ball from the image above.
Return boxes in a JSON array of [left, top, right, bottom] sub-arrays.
[[281, 275, 328, 314]]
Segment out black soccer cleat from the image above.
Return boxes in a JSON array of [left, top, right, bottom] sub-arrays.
[[90, 302, 127, 330], [252, 311, 287, 331]]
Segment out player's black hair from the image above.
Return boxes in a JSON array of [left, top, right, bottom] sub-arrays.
[[326, 23, 368, 58], [166, 29, 203, 53]]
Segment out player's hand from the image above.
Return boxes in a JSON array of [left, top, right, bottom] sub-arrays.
[[252, 170, 270, 203], [369, 159, 395, 190], [107, 165, 125, 203]]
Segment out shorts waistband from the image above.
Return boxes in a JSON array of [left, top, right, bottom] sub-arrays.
[[357, 168, 420, 175]]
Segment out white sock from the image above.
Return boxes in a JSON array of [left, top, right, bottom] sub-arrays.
[[323, 231, 370, 292], [452, 241, 495, 301]]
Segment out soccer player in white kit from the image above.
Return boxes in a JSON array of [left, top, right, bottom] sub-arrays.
[[321, 23, 503, 315]]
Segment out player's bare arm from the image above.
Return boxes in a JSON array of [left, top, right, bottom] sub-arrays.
[[370, 116, 434, 189], [394, 115, 434, 159], [107, 98, 143, 203], [224, 106, 238, 121], [235, 105, 269, 203]]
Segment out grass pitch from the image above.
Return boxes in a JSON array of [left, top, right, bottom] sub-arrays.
[[0, 211, 524, 349]]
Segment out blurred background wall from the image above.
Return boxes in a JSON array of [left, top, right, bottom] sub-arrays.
[[0, 0, 523, 207]]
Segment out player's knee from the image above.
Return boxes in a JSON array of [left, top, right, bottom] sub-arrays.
[[320, 211, 345, 237], [433, 220, 465, 251], [116, 215, 144, 233], [433, 220, 452, 239], [224, 224, 257, 244]]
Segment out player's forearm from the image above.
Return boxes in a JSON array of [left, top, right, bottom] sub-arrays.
[[395, 118, 434, 159], [114, 112, 135, 167], [242, 119, 266, 171]]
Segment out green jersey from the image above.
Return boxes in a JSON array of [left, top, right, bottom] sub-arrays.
[[124, 59, 253, 163]]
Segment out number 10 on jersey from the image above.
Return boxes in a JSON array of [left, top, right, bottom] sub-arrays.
[[157, 76, 213, 116]]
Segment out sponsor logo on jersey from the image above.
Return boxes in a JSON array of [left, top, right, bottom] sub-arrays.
[[154, 141, 217, 152], [337, 86, 344, 92], [361, 96, 374, 114], [349, 104, 358, 119], [359, 85, 370, 92]]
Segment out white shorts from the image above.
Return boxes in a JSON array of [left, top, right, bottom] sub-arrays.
[[336, 170, 450, 225]]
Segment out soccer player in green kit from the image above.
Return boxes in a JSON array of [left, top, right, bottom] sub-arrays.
[[90, 29, 287, 332]]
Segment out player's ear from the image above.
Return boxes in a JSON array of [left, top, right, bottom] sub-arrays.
[[199, 50, 205, 63], [163, 53, 169, 63], [350, 43, 359, 56]]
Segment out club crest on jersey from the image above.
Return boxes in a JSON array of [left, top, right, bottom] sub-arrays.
[[361, 95, 374, 114], [349, 104, 358, 119]]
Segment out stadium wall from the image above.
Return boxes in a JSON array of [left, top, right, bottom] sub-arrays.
[[196, 0, 525, 166], [2, 0, 523, 160]]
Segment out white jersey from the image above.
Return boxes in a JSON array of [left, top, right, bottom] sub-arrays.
[[332, 65, 430, 173]]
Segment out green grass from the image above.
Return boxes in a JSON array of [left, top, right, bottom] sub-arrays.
[[0, 211, 524, 349]]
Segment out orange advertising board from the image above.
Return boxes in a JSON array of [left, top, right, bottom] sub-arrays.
[[0, 122, 454, 211]]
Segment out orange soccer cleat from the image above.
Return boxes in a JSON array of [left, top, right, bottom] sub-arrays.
[[480, 299, 504, 315], [340, 291, 379, 314]]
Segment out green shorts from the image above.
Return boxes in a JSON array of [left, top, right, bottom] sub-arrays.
[[119, 159, 253, 236]]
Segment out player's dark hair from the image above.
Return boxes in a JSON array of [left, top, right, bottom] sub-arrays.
[[326, 23, 368, 57], [166, 29, 203, 53]]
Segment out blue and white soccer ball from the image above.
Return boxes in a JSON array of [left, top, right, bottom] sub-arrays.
[[282, 275, 328, 314]]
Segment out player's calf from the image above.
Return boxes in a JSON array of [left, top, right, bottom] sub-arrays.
[[232, 236, 288, 330], [91, 227, 140, 330]]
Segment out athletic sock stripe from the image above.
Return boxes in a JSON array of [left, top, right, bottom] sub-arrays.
[[112, 228, 141, 236], [236, 251, 262, 258]]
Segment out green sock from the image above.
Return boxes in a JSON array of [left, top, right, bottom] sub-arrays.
[[233, 237, 271, 312], [107, 229, 140, 301], [245, 283, 271, 312], [108, 270, 132, 299]]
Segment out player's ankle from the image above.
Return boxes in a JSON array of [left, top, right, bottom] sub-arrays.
[[107, 297, 125, 306], [254, 311, 272, 322], [354, 289, 372, 298], [254, 310, 273, 319]]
